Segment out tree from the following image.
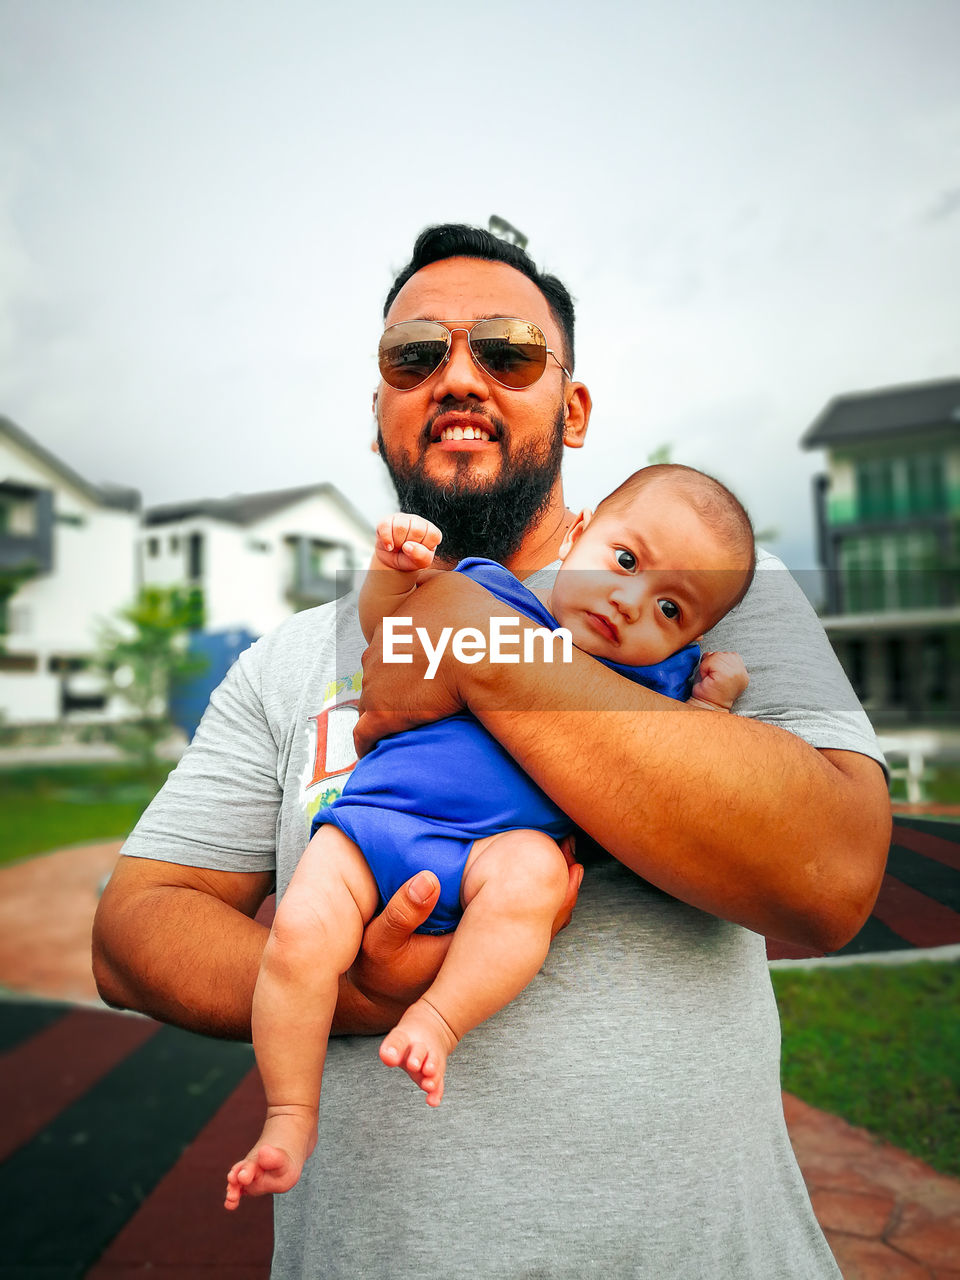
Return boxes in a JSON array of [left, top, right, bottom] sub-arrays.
[[97, 585, 206, 763]]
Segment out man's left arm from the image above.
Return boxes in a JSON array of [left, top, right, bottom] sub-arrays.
[[355, 570, 891, 953]]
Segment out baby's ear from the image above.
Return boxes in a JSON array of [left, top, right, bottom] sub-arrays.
[[559, 508, 592, 560]]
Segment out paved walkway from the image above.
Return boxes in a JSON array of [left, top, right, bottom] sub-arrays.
[[1, 827, 959, 1278]]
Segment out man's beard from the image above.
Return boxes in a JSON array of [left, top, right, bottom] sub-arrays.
[[377, 406, 566, 565]]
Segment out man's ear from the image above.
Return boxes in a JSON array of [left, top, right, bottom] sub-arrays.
[[371, 390, 380, 453], [559, 508, 593, 560], [561, 381, 591, 450]]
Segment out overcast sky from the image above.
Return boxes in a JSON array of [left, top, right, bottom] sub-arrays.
[[1, 0, 958, 571]]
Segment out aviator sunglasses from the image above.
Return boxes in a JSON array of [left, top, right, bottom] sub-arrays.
[[378, 317, 571, 391]]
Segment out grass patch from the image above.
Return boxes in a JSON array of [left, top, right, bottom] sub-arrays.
[[772, 961, 960, 1179], [0, 762, 173, 868], [889, 763, 960, 807]]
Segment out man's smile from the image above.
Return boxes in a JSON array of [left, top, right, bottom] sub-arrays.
[[428, 411, 501, 446]]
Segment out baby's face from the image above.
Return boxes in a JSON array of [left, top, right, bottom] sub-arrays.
[[549, 487, 749, 666]]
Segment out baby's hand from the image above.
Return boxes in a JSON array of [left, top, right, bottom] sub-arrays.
[[375, 513, 442, 572], [689, 651, 749, 713]]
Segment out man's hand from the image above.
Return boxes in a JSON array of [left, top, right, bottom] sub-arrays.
[[333, 840, 584, 1036], [552, 834, 583, 936], [335, 870, 452, 1034], [354, 571, 495, 757]]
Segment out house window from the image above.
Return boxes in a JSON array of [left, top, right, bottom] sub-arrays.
[[170, 535, 181, 553], [48, 655, 88, 673], [921, 634, 948, 705], [188, 532, 204, 580], [309, 542, 352, 578], [54, 511, 86, 528], [0, 652, 38, 672], [146, 537, 160, 557], [0, 492, 38, 535], [855, 453, 947, 521], [838, 530, 940, 612], [845, 638, 867, 701], [906, 454, 946, 515], [855, 459, 896, 520], [885, 638, 906, 707]]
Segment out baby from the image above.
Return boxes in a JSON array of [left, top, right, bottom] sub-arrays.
[[225, 463, 755, 1209]]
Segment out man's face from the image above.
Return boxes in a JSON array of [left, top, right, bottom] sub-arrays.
[[375, 257, 584, 564]]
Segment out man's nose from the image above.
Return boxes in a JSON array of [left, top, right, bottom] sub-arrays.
[[431, 331, 489, 401]]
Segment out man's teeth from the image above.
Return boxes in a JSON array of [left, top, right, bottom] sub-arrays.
[[439, 426, 491, 441]]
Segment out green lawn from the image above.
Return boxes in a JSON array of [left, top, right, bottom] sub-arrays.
[[889, 762, 960, 807], [0, 762, 173, 867], [772, 961, 960, 1179]]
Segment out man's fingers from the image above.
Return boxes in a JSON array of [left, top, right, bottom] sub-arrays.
[[362, 871, 442, 958], [551, 860, 583, 938]]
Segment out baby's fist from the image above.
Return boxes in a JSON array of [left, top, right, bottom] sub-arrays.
[[689, 650, 749, 713], [375, 513, 443, 572]]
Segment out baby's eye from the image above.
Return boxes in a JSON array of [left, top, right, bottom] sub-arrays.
[[658, 598, 681, 621], [615, 549, 637, 571]]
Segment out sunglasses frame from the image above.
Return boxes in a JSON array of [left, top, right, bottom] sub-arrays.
[[378, 317, 571, 391]]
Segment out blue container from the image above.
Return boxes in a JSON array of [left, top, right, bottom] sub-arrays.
[[169, 628, 257, 741]]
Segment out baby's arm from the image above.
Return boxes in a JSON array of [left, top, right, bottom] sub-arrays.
[[688, 650, 749, 713], [358, 513, 443, 643]]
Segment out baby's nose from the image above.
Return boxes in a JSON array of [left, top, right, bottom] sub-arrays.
[[610, 584, 641, 621]]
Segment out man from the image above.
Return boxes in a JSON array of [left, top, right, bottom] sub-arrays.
[[94, 224, 890, 1278]]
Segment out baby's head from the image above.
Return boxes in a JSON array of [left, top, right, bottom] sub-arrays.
[[549, 464, 756, 666]]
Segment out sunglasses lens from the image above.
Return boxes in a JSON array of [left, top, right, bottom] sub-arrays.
[[379, 322, 448, 389], [470, 319, 547, 388]]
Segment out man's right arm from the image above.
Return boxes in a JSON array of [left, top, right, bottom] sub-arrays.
[[93, 859, 466, 1040], [92, 857, 273, 1040]]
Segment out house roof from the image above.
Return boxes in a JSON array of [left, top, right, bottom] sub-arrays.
[[144, 482, 374, 536], [0, 414, 141, 511], [801, 378, 960, 449]]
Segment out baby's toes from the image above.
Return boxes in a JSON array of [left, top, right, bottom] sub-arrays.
[[404, 1041, 430, 1073], [379, 1028, 411, 1067], [422, 1074, 444, 1107]]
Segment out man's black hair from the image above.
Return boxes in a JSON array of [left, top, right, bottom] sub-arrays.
[[383, 224, 576, 371]]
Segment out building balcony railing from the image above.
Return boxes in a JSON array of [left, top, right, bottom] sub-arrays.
[[287, 569, 355, 609]]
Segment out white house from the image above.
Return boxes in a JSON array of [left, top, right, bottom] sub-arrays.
[[140, 484, 375, 637], [1, 415, 141, 725], [1, 417, 376, 729]]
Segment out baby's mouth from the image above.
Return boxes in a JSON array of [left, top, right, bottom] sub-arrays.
[[587, 612, 619, 644]]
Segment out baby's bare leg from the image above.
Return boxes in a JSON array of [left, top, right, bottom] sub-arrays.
[[379, 830, 568, 1105], [225, 826, 379, 1210]]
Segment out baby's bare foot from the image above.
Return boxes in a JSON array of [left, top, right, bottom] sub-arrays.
[[379, 999, 459, 1107], [224, 1106, 317, 1209]]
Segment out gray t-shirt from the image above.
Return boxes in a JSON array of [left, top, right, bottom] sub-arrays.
[[122, 551, 883, 1278]]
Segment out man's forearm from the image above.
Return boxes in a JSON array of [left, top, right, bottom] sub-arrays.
[[92, 860, 272, 1041], [92, 857, 464, 1042], [465, 646, 890, 951]]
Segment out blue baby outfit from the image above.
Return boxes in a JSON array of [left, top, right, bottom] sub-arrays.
[[311, 558, 700, 933]]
